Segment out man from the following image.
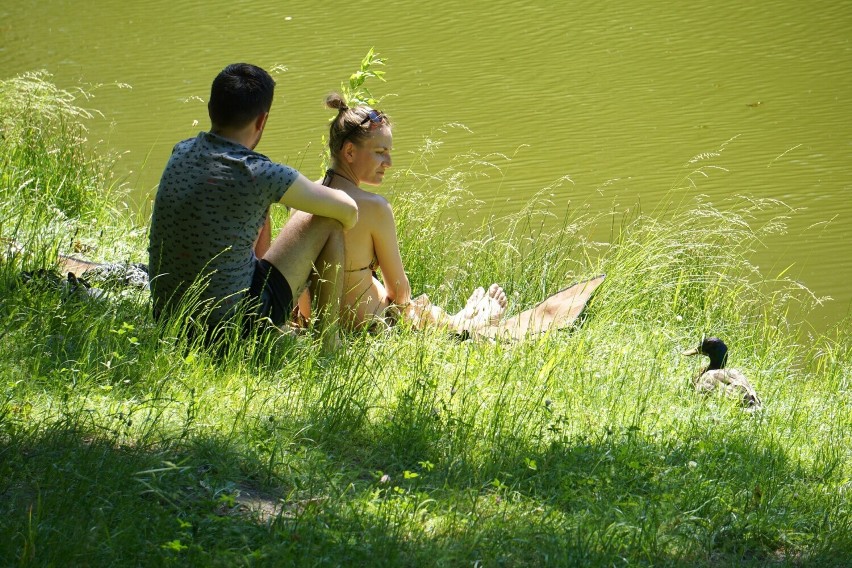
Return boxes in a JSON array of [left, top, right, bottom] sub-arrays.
[[148, 63, 357, 349]]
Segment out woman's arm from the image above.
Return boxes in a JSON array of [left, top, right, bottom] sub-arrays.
[[372, 199, 411, 305]]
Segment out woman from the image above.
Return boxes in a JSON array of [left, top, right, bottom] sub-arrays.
[[300, 93, 506, 331]]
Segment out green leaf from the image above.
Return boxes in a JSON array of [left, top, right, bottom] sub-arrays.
[[162, 539, 187, 552]]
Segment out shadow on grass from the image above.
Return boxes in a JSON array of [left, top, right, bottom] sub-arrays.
[[2, 415, 847, 567], [0, 424, 427, 566], [351, 408, 850, 566]]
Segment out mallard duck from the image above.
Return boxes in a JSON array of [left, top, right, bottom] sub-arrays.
[[682, 337, 762, 410]]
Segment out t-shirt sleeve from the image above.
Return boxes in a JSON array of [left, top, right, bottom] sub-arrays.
[[252, 159, 298, 204]]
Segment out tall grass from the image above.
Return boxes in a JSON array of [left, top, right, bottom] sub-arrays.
[[1, 71, 849, 566]]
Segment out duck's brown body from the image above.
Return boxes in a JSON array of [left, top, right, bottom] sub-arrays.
[[684, 337, 762, 410], [694, 367, 762, 408]]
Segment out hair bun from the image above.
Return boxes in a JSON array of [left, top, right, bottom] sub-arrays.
[[325, 92, 349, 112]]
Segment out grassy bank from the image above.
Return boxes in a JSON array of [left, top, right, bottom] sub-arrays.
[[1, 72, 849, 566]]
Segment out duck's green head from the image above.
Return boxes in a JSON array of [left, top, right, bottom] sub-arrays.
[[682, 336, 729, 369]]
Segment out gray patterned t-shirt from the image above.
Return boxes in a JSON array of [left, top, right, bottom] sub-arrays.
[[148, 131, 297, 323]]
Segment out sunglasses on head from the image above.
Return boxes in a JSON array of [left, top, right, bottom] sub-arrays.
[[358, 109, 386, 127]]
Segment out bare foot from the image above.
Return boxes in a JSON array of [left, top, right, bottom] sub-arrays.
[[475, 283, 508, 326], [454, 284, 507, 331], [459, 287, 485, 319], [446, 287, 483, 330]]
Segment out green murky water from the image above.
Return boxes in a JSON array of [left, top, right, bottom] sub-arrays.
[[2, 0, 850, 330]]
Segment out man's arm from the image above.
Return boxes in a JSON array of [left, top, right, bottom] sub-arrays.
[[281, 173, 358, 230]]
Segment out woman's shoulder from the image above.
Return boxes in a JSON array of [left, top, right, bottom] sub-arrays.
[[356, 190, 393, 215], [351, 191, 394, 235]]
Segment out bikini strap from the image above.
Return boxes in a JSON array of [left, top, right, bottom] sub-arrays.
[[323, 168, 358, 187]]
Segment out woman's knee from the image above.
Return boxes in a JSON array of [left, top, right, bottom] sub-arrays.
[[275, 213, 342, 250], [302, 212, 343, 232]]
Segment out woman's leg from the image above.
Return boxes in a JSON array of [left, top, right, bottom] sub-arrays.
[[262, 211, 345, 350]]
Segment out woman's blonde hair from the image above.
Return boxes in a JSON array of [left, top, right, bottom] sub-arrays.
[[325, 92, 391, 155]]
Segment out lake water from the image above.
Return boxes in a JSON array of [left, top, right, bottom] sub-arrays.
[[2, 0, 850, 331]]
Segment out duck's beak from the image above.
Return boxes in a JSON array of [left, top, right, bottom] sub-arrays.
[[682, 347, 699, 356]]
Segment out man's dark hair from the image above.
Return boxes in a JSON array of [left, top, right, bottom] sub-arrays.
[[208, 63, 276, 129]]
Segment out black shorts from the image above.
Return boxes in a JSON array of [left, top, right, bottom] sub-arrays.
[[246, 258, 294, 327]]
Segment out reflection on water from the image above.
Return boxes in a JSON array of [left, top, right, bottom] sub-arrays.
[[2, 0, 849, 330]]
